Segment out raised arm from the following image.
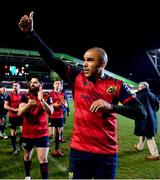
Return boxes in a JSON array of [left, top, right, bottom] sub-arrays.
[[18, 12, 80, 83]]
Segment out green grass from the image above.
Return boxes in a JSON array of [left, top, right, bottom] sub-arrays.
[[117, 110, 160, 179], [0, 100, 160, 179]]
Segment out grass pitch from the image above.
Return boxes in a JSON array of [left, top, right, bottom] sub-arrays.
[[0, 100, 160, 179]]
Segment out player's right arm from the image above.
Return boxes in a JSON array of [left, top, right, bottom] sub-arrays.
[[18, 95, 37, 116], [4, 96, 18, 113]]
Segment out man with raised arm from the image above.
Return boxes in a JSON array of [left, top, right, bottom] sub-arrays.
[[19, 12, 146, 179]]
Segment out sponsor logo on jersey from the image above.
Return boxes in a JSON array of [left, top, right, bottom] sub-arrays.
[[106, 86, 117, 94]]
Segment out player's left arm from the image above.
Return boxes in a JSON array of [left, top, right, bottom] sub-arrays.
[[90, 83, 147, 120], [38, 89, 54, 115], [40, 98, 54, 115], [113, 83, 147, 120], [112, 98, 147, 120]]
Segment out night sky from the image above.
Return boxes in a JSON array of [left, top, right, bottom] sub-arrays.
[[0, 1, 160, 92]]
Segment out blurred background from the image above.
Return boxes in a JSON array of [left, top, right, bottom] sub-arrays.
[[0, 0, 159, 96]]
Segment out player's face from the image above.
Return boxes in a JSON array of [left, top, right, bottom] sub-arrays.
[[13, 83, 20, 92], [29, 78, 40, 92], [53, 81, 61, 91], [83, 50, 103, 78]]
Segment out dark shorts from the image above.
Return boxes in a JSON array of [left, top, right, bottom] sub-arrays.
[[22, 136, 50, 151], [49, 118, 63, 128], [9, 117, 23, 129], [69, 148, 118, 179]]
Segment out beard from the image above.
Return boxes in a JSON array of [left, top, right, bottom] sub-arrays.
[[29, 85, 39, 95]]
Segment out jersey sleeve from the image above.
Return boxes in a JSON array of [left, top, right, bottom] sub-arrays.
[[20, 94, 28, 103], [31, 31, 80, 85], [5, 94, 11, 102], [46, 96, 53, 105], [119, 83, 136, 105]]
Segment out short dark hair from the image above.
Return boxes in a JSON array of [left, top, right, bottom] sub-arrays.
[[30, 75, 42, 83]]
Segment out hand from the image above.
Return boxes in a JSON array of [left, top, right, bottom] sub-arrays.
[[63, 99, 68, 107], [19, 11, 34, 33], [54, 101, 62, 107], [90, 99, 113, 113], [28, 99, 37, 108], [62, 99, 66, 104], [13, 108, 19, 112]]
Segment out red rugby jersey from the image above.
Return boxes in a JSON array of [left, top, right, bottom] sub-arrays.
[[49, 91, 65, 119], [5, 92, 23, 118], [21, 93, 52, 138], [70, 72, 135, 155]]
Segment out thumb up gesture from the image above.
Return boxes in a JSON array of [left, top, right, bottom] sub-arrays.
[[19, 11, 34, 33]]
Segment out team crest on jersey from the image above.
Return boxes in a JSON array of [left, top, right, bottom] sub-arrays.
[[106, 86, 117, 94]]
